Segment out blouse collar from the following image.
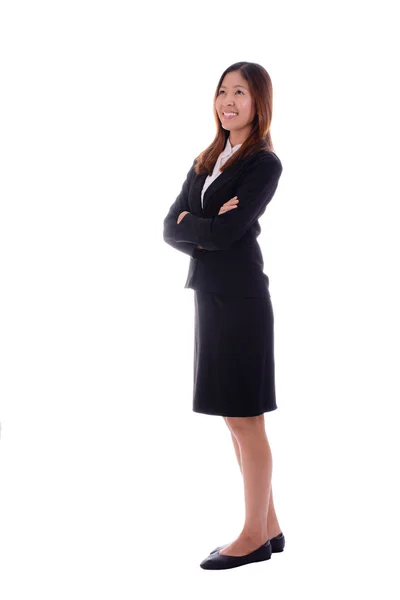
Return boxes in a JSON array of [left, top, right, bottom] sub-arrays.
[[221, 136, 242, 158]]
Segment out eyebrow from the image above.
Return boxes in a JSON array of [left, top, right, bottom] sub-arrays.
[[219, 84, 247, 89]]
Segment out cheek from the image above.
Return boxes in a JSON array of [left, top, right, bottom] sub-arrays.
[[242, 99, 253, 113], [241, 101, 255, 120]]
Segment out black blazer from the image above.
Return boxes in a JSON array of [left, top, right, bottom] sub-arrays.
[[163, 149, 283, 297]]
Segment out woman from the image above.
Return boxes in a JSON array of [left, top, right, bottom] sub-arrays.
[[163, 62, 285, 570]]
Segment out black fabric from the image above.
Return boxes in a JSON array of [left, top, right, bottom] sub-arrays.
[[192, 290, 277, 417], [163, 150, 283, 297]]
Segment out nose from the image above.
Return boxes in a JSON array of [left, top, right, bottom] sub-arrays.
[[223, 99, 236, 109]]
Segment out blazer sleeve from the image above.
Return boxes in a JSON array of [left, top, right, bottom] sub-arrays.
[[172, 153, 283, 251], [163, 159, 198, 257]]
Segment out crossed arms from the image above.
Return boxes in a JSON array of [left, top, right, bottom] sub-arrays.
[[163, 153, 282, 254]]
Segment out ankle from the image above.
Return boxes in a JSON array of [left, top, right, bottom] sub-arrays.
[[240, 528, 268, 544], [268, 528, 282, 539]]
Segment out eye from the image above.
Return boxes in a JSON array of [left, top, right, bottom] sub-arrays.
[[218, 90, 244, 95]]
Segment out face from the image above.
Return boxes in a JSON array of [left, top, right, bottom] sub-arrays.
[[215, 70, 256, 139]]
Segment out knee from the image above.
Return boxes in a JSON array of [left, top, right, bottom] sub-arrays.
[[224, 414, 265, 436]]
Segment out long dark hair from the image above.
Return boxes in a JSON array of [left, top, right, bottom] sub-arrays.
[[194, 61, 276, 176]]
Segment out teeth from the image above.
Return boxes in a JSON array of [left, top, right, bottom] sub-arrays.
[[223, 112, 238, 116]]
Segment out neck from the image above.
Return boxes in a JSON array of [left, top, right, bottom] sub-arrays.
[[229, 126, 251, 147]]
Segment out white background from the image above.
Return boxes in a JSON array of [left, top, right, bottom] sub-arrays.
[[1, 0, 399, 597]]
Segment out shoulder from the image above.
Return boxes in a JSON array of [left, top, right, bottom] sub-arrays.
[[238, 150, 282, 182], [250, 150, 282, 171], [191, 149, 282, 178]]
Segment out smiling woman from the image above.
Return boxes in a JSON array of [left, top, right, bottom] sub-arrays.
[[163, 61, 285, 570], [216, 73, 257, 147]]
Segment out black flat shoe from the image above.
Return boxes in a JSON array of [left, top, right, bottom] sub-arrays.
[[209, 532, 285, 555], [200, 540, 272, 570]]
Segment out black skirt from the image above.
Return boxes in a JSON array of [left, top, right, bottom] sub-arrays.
[[193, 290, 277, 417]]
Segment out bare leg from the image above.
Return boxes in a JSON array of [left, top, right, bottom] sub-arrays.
[[228, 427, 282, 539], [218, 415, 279, 556]]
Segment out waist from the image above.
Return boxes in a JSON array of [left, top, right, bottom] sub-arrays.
[[184, 242, 270, 297]]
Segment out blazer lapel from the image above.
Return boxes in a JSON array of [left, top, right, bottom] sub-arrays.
[[190, 160, 244, 215]]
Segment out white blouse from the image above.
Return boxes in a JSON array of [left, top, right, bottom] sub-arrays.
[[201, 137, 242, 208]]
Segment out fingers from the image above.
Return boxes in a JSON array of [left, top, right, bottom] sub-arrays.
[[219, 196, 239, 215], [219, 205, 238, 214]]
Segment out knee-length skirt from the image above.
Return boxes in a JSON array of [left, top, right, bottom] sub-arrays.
[[193, 290, 277, 417]]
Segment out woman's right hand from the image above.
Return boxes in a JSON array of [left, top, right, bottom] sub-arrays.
[[218, 196, 239, 215]]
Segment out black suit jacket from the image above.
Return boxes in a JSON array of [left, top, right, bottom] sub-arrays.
[[163, 149, 283, 297]]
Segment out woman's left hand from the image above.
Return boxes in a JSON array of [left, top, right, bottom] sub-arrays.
[[177, 211, 190, 224]]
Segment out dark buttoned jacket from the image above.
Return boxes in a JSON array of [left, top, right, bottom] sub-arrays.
[[163, 149, 283, 297]]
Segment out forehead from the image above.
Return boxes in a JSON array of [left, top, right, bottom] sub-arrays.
[[219, 72, 248, 88]]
